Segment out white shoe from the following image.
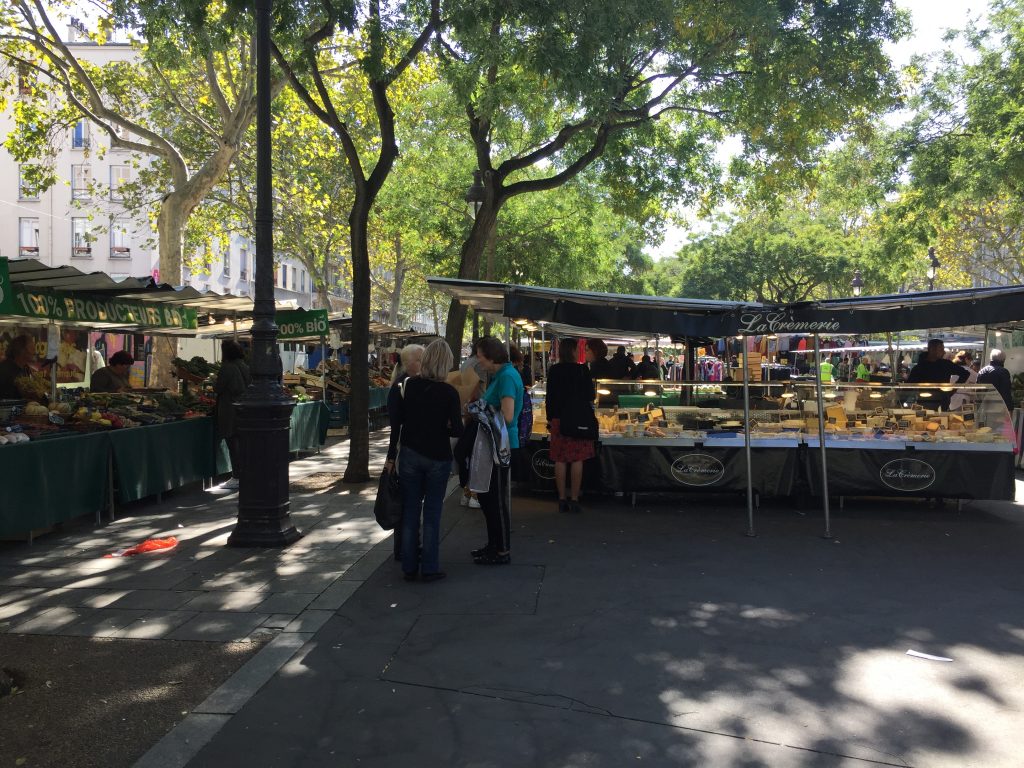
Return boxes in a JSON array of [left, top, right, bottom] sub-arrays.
[[468, 497, 481, 509], [221, 478, 240, 490], [460, 495, 470, 507]]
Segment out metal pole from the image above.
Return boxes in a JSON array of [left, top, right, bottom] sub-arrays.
[[743, 340, 755, 537], [228, 0, 299, 547], [504, 316, 510, 346], [814, 333, 832, 538], [540, 323, 547, 379]]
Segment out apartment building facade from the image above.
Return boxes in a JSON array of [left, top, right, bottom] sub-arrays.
[[1, 28, 313, 309]]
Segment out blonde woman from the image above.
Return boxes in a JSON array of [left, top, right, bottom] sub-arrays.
[[392, 339, 463, 582]]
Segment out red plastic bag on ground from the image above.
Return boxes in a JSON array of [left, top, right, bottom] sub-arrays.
[[104, 536, 178, 558]]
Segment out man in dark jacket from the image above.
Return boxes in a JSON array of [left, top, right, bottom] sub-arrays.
[[978, 349, 1013, 411], [907, 340, 970, 384], [908, 339, 970, 411], [634, 354, 662, 380], [607, 345, 634, 380]]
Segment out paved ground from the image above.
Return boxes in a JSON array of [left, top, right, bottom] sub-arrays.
[[183, 473, 1024, 768], [3, 438, 1024, 768], [0, 438, 394, 643]]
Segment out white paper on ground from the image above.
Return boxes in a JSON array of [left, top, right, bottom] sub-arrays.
[[906, 649, 953, 662]]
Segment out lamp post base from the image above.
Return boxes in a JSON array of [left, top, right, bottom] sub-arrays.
[[227, 389, 301, 548]]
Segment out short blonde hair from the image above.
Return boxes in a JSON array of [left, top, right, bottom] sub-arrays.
[[391, 344, 424, 384], [399, 344, 424, 368], [421, 338, 454, 381]]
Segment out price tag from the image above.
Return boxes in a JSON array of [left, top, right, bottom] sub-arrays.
[[617, 412, 629, 421], [637, 412, 650, 423]]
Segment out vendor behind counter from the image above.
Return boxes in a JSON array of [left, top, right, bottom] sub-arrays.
[[90, 351, 134, 393]]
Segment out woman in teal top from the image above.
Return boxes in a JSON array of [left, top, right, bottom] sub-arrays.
[[472, 336, 524, 564]]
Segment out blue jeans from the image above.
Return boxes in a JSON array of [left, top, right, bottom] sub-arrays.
[[399, 447, 451, 575]]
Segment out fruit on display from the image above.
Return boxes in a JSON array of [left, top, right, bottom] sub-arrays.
[[172, 356, 219, 381], [14, 372, 49, 401]]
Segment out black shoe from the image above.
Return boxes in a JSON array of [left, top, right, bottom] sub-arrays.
[[403, 571, 418, 582], [569, 500, 583, 514], [558, 499, 570, 513], [473, 551, 511, 565], [470, 546, 492, 558], [421, 572, 447, 583]]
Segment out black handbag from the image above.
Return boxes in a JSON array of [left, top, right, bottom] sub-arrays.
[[373, 468, 402, 530], [558, 368, 598, 440]]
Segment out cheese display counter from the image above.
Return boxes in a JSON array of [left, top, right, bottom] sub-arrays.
[[524, 380, 1016, 501]]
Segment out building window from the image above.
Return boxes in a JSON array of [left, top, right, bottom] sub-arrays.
[[72, 164, 91, 199], [300, 269, 306, 293], [19, 218, 40, 259], [71, 218, 92, 257], [280, 264, 287, 289], [239, 247, 248, 280], [17, 63, 33, 97], [18, 165, 39, 200], [110, 220, 131, 258], [109, 165, 129, 201], [222, 246, 230, 277], [72, 118, 90, 149]]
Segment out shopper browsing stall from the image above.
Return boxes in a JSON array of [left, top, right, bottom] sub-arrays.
[[546, 337, 597, 514], [585, 338, 612, 381], [472, 336, 523, 565], [90, 351, 135, 393], [978, 349, 1013, 411], [215, 341, 251, 489], [394, 339, 463, 582]]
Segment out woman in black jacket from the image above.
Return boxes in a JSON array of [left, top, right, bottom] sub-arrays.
[[546, 337, 596, 513], [390, 339, 463, 582]]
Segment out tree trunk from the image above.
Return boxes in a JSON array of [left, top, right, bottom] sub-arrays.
[[343, 193, 373, 484], [151, 195, 190, 388], [389, 234, 405, 326], [317, 279, 332, 311], [444, 205, 497, 356]]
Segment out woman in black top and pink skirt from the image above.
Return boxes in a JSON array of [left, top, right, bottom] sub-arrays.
[[545, 337, 596, 513]]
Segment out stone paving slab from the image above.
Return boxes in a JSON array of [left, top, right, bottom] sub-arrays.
[[113, 609, 202, 639], [252, 592, 316, 615], [166, 611, 271, 642]]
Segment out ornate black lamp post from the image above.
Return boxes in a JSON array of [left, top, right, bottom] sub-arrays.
[[851, 269, 863, 297], [228, 0, 300, 547], [926, 247, 941, 292]]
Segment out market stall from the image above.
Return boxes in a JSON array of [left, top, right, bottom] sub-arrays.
[[0, 258, 331, 538], [429, 277, 1022, 536]]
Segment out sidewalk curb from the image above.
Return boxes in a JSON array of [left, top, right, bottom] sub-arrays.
[[130, 469, 463, 768]]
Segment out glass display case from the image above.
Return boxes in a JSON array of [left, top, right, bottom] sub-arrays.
[[529, 379, 1015, 452]]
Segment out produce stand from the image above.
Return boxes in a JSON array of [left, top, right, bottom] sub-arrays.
[[108, 417, 219, 503], [0, 431, 111, 540]]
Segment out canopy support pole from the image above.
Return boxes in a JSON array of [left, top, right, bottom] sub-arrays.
[[540, 323, 547, 379], [320, 334, 327, 393], [814, 333, 832, 539], [504, 317, 510, 346], [743, 340, 755, 537]]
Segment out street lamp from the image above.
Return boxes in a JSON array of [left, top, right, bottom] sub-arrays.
[[465, 169, 485, 219], [851, 269, 863, 297], [926, 246, 940, 291], [228, 0, 300, 547]]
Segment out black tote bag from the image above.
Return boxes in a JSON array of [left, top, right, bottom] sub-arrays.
[[373, 468, 402, 530]]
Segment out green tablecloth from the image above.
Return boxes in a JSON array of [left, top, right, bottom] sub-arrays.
[[0, 432, 111, 537], [369, 386, 390, 410], [109, 418, 217, 503], [289, 401, 331, 453]]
